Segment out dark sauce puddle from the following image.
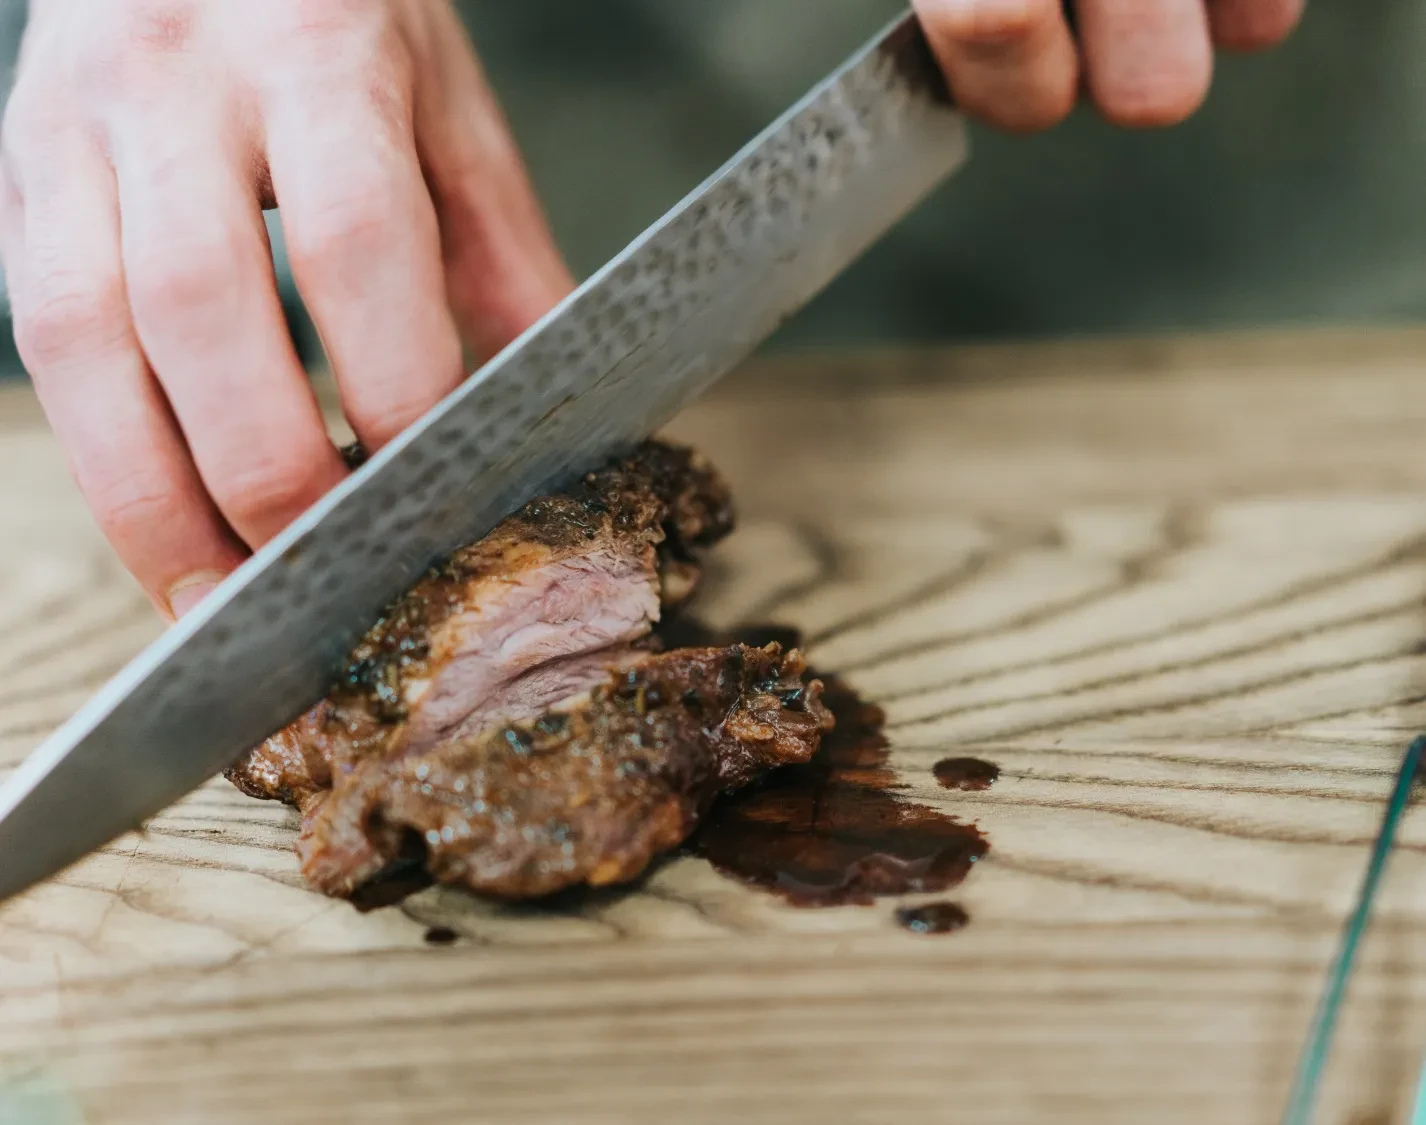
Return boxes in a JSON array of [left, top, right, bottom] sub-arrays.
[[363, 620, 997, 936], [895, 901, 970, 934], [348, 844, 434, 913], [677, 622, 991, 912], [932, 757, 1000, 791]]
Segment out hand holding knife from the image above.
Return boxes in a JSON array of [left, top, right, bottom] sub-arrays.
[[0, 6, 1357, 1121], [0, 2, 1305, 901], [0, 13, 969, 903]]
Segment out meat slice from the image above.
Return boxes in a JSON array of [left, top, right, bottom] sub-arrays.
[[225, 440, 733, 804], [298, 643, 833, 899], [223, 440, 835, 903]]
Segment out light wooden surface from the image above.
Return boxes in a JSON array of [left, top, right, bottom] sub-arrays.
[[4, 328, 1426, 1124]]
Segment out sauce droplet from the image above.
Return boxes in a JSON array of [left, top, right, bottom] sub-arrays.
[[685, 624, 989, 908], [895, 901, 969, 934], [423, 926, 459, 945], [932, 757, 1000, 791], [347, 847, 434, 913]]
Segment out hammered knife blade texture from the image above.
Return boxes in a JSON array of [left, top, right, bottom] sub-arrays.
[[0, 11, 968, 902]]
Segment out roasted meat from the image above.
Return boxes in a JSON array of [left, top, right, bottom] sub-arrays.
[[225, 440, 834, 901], [299, 643, 832, 898], [227, 440, 734, 808]]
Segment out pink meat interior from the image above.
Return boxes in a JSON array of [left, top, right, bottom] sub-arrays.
[[402, 548, 660, 750]]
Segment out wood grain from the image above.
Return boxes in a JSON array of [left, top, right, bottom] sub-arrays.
[[4, 327, 1426, 1124]]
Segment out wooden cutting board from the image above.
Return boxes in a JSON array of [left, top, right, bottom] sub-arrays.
[[3, 328, 1426, 1125]]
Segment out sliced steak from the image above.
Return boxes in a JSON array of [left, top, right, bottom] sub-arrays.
[[225, 440, 733, 803], [299, 643, 833, 899]]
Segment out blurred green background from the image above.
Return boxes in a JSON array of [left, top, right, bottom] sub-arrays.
[[0, 0, 1423, 374], [458, 0, 1426, 347]]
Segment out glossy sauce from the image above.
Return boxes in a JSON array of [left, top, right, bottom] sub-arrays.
[[895, 901, 969, 934], [932, 757, 1000, 791], [348, 849, 434, 913], [687, 626, 990, 907], [359, 620, 995, 926]]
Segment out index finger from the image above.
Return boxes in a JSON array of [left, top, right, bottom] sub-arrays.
[[6, 129, 249, 618]]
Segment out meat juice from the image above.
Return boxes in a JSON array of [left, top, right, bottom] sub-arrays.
[[685, 626, 992, 915], [932, 757, 1000, 791]]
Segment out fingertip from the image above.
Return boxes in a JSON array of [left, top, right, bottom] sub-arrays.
[[1093, 70, 1211, 128], [963, 66, 1078, 133], [1081, 0, 1214, 129], [912, 0, 1079, 135], [1209, 0, 1305, 52]]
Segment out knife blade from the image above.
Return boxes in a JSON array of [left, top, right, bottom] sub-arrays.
[[0, 11, 968, 903]]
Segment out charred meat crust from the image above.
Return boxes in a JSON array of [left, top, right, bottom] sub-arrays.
[[298, 643, 833, 900], [324, 440, 730, 724], [224, 701, 337, 806], [224, 440, 734, 805]]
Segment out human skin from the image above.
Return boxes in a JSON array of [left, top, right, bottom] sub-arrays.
[[0, 0, 1302, 619], [912, 0, 1303, 132]]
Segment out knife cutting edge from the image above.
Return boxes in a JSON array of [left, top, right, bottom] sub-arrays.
[[0, 11, 969, 903], [1280, 734, 1425, 1125]]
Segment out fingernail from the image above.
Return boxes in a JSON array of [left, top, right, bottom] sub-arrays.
[[165, 572, 226, 620]]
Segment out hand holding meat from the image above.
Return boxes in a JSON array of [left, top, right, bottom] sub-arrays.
[[0, 0, 572, 621]]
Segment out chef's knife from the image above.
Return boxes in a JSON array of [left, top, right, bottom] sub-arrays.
[[0, 11, 968, 902]]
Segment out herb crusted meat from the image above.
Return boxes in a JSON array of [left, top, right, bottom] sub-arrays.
[[227, 440, 732, 806], [300, 644, 832, 899], [225, 440, 833, 901]]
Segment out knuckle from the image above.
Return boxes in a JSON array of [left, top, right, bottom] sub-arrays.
[[87, 473, 188, 545], [125, 245, 230, 321], [73, 10, 187, 106], [0, 82, 63, 168], [16, 270, 129, 370], [15, 2, 193, 108], [213, 445, 334, 530], [120, 3, 197, 55], [285, 0, 370, 38], [267, 0, 403, 76], [287, 182, 401, 275], [261, 4, 413, 124]]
